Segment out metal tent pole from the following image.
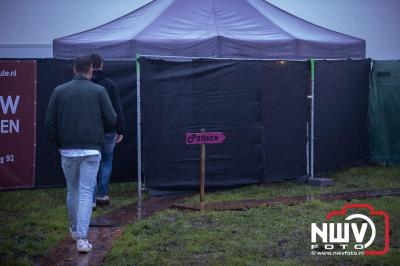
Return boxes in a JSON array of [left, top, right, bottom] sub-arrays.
[[307, 59, 334, 187], [306, 121, 310, 176], [310, 59, 315, 179], [136, 54, 142, 207]]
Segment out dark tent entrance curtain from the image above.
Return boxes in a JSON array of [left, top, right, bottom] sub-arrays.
[[140, 58, 309, 189], [138, 57, 370, 190], [314, 60, 371, 173]]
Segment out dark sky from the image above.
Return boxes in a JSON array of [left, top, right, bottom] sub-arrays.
[[0, 0, 399, 59]]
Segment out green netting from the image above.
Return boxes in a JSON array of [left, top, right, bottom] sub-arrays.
[[370, 60, 400, 165]]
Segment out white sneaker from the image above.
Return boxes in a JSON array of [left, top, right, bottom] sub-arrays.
[[77, 238, 92, 253], [69, 227, 78, 241]]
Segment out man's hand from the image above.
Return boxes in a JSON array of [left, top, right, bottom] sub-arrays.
[[115, 134, 123, 144]]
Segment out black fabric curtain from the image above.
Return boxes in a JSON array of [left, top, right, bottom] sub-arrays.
[[36, 59, 69, 186], [31, 57, 371, 188], [139, 57, 308, 190], [314, 59, 371, 174], [261, 61, 308, 182], [35, 59, 136, 187]]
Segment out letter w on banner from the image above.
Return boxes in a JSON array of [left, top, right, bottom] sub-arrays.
[[0, 61, 36, 189]]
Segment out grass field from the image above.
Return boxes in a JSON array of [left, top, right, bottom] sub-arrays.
[[0, 182, 137, 266], [106, 197, 400, 266], [0, 166, 399, 265], [183, 166, 400, 204], [105, 167, 400, 266]]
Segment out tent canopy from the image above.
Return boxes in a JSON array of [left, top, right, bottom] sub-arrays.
[[53, 0, 365, 59]]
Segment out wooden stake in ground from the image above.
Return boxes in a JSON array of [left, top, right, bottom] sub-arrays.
[[185, 129, 226, 210]]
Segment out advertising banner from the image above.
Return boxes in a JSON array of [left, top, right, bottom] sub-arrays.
[[0, 60, 36, 189]]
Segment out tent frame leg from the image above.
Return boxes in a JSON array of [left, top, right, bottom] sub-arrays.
[[136, 54, 142, 208], [308, 59, 334, 187]]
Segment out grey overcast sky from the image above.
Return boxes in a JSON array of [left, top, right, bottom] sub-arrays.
[[0, 0, 399, 59]]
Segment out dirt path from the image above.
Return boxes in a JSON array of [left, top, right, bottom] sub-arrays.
[[40, 195, 183, 266], [174, 188, 400, 211]]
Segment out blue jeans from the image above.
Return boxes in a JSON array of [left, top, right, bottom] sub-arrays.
[[61, 155, 100, 239], [94, 133, 115, 200]]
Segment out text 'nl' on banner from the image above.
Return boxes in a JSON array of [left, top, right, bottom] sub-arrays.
[[0, 60, 36, 189]]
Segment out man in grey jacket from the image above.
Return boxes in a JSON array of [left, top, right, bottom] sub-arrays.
[[45, 56, 116, 253]]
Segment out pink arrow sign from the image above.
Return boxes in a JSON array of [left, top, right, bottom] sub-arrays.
[[186, 132, 226, 144]]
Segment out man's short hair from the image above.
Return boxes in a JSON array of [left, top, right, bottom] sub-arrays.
[[90, 54, 103, 69], [74, 56, 93, 74]]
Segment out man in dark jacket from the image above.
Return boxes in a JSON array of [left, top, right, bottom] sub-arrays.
[[45, 56, 116, 253], [90, 54, 125, 206]]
